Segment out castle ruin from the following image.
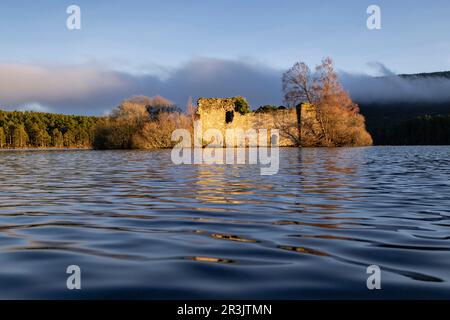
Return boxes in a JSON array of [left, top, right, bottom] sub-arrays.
[[196, 97, 319, 147]]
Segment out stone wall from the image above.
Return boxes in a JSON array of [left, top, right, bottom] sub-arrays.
[[196, 97, 299, 147], [299, 102, 323, 145]]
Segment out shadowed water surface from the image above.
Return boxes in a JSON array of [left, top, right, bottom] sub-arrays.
[[0, 147, 449, 299]]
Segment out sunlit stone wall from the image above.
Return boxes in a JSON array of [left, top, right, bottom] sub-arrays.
[[196, 97, 299, 147]]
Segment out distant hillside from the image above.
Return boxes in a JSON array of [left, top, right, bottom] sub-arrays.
[[399, 71, 450, 79], [357, 71, 450, 145]]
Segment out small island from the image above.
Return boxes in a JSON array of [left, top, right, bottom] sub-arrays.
[[0, 58, 373, 150]]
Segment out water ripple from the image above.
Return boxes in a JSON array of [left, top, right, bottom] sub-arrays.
[[0, 147, 449, 299]]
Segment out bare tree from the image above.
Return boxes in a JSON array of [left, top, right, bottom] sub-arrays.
[[282, 62, 319, 107], [186, 96, 196, 130], [282, 62, 320, 143]]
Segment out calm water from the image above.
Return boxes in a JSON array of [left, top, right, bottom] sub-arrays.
[[0, 147, 449, 299]]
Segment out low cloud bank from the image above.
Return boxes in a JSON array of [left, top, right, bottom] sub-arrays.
[[1, 59, 449, 115], [0, 58, 282, 115], [341, 62, 450, 104]]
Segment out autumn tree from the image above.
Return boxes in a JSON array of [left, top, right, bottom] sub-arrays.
[[93, 95, 190, 150], [94, 97, 149, 149], [145, 95, 180, 120], [131, 95, 190, 149], [282, 58, 373, 147], [132, 111, 191, 149]]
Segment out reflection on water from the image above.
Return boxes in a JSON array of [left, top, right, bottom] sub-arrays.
[[0, 147, 449, 299]]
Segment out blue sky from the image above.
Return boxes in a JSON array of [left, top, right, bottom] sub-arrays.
[[1, 0, 450, 114]]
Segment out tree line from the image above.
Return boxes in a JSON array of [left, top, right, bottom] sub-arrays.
[[366, 114, 450, 145], [0, 110, 97, 148], [359, 102, 450, 145]]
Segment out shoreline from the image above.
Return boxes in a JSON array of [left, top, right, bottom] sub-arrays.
[[0, 147, 93, 151], [1, 145, 449, 152]]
